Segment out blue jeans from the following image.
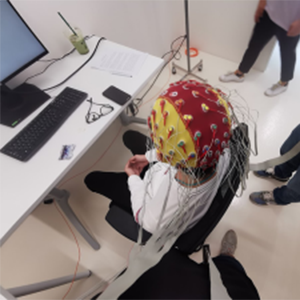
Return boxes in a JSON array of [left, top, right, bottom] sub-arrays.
[[273, 124, 300, 205]]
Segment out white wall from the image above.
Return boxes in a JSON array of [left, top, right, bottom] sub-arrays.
[[165, 0, 276, 72], [192, 0, 276, 71], [8, 0, 275, 87], [8, 0, 182, 86], [10, 0, 177, 57]]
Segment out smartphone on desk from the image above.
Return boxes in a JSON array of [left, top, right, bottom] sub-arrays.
[[102, 86, 131, 105]]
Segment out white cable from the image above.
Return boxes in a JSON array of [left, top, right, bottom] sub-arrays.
[[99, 85, 256, 299], [77, 262, 127, 300]]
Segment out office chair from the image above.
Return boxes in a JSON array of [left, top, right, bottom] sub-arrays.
[[91, 124, 249, 299], [105, 124, 249, 255]]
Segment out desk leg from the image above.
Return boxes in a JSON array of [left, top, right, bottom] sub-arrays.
[[7, 271, 91, 298], [47, 188, 101, 250], [120, 111, 147, 126]]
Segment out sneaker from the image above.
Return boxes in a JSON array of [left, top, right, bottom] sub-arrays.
[[220, 230, 237, 256], [265, 82, 288, 97], [219, 72, 244, 83], [249, 191, 277, 205], [253, 168, 290, 182]]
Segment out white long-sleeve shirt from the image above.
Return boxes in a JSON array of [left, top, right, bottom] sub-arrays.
[[127, 149, 231, 234]]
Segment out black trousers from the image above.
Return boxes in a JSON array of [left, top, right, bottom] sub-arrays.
[[92, 252, 259, 300], [119, 249, 260, 299], [84, 130, 151, 214], [239, 10, 300, 82]]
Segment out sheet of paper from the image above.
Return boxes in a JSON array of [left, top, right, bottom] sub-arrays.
[[91, 49, 148, 77]]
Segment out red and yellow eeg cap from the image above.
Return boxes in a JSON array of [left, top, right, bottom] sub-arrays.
[[148, 80, 232, 169]]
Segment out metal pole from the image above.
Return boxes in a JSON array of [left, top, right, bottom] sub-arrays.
[[184, 0, 191, 73], [7, 271, 92, 298]]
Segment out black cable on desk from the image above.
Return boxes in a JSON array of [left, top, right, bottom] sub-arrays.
[[161, 35, 186, 60], [24, 35, 95, 84], [43, 37, 106, 92], [133, 35, 187, 108], [10, 36, 105, 96], [24, 49, 77, 84]]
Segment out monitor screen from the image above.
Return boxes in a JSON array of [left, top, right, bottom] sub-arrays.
[[0, 0, 48, 82]]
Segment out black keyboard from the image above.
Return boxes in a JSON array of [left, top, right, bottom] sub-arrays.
[[1, 87, 88, 162]]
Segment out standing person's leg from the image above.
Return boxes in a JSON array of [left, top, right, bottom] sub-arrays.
[[220, 11, 276, 83], [272, 124, 300, 204], [273, 166, 300, 205], [265, 27, 300, 96], [250, 124, 300, 205], [277, 31, 300, 83], [214, 255, 245, 274], [213, 256, 260, 299], [275, 124, 300, 179], [238, 11, 276, 74], [214, 230, 260, 299]]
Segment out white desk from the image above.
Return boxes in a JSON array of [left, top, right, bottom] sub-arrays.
[[0, 37, 163, 247]]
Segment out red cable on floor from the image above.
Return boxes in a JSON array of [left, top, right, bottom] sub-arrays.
[[55, 125, 123, 299], [185, 47, 199, 57], [53, 200, 81, 300]]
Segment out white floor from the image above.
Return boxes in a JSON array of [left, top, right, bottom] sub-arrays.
[[1, 43, 300, 299]]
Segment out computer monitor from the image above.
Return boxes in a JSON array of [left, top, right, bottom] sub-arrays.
[[0, 0, 50, 127]]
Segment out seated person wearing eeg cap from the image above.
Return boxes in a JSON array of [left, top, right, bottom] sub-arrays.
[[84, 80, 233, 234]]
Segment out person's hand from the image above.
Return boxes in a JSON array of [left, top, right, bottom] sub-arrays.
[[129, 155, 149, 169], [156, 151, 163, 162], [125, 160, 141, 177], [254, 0, 266, 23], [287, 20, 300, 37], [254, 7, 264, 23]]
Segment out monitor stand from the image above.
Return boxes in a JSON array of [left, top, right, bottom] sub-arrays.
[[0, 83, 50, 128]]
